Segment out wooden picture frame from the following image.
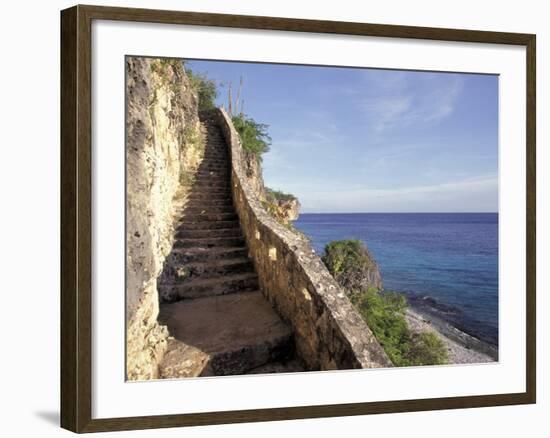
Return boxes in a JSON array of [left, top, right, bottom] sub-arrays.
[[60, 4, 536, 433]]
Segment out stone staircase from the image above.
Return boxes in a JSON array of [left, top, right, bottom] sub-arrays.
[[157, 115, 303, 378]]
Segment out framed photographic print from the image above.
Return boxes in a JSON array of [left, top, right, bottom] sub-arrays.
[[60, 4, 536, 433]]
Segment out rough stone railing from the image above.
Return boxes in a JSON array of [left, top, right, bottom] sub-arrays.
[[214, 108, 392, 370]]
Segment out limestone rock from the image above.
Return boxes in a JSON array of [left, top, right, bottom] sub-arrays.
[[125, 57, 204, 380]]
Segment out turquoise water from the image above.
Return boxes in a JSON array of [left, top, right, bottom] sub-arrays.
[[294, 213, 499, 346]]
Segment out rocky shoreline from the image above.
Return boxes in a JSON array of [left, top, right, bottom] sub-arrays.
[[405, 306, 498, 365]]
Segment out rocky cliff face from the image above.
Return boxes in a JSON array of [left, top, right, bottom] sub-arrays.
[[270, 197, 301, 223], [126, 57, 204, 380], [242, 155, 301, 225], [361, 253, 383, 291], [242, 153, 266, 198]]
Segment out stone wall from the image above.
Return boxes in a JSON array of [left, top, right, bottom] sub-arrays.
[[214, 109, 392, 370], [126, 57, 203, 380]]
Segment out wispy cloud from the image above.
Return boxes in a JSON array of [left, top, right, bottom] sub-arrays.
[[268, 111, 344, 151], [360, 96, 414, 132], [367, 142, 431, 168], [262, 148, 296, 172], [300, 174, 498, 213], [359, 73, 464, 132]]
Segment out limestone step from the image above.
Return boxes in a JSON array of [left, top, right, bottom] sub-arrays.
[[175, 227, 242, 239], [183, 201, 233, 210], [179, 213, 238, 224], [180, 205, 235, 216], [178, 199, 233, 210], [202, 151, 228, 157], [201, 158, 228, 164], [176, 213, 234, 223], [199, 155, 226, 162], [176, 219, 239, 230], [197, 161, 227, 166], [195, 170, 230, 178], [194, 175, 230, 183], [198, 167, 230, 173], [201, 157, 229, 162], [185, 193, 232, 202], [199, 159, 229, 165], [194, 170, 229, 178], [198, 163, 230, 169], [189, 184, 231, 192], [193, 176, 230, 185], [203, 145, 226, 150], [199, 159, 228, 163], [158, 291, 293, 377], [182, 192, 232, 202], [169, 246, 248, 263], [163, 257, 254, 281], [201, 157, 228, 163], [158, 272, 259, 301], [192, 176, 229, 187], [192, 178, 230, 186], [174, 235, 244, 249], [190, 182, 230, 189], [246, 358, 305, 375]]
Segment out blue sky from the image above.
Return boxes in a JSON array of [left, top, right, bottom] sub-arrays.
[[186, 59, 498, 213]]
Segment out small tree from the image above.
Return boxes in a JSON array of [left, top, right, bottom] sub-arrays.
[[322, 239, 381, 295], [352, 288, 411, 365], [407, 332, 448, 366], [231, 114, 271, 159], [186, 69, 217, 111]]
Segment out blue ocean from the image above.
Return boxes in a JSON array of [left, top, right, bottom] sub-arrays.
[[294, 213, 499, 346]]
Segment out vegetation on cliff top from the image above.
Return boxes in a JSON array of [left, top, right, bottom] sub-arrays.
[[322, 239, 379, 296], [266, 188, 297, 203], [261, 187, 303, 234], [186, 69, 218, 111], [323, 239, 448, 367], [231, 114, 271, 159]]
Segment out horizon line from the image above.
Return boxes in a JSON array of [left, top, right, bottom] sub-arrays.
[[300, 211, 499, 215]]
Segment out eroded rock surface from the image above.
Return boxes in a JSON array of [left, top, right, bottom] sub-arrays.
[[126, 57, 204, 380]]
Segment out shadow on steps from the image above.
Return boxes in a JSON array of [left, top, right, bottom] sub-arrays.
[[155, 114, 305, 378]]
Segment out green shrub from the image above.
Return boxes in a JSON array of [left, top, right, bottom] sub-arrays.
[[322, 239, 448, 367], [407, 332, 448, 366], [187, 69, 218, 111], [231, 114, 271, 159], [266, 188, 297, 203], [352, 289, 411, 365], [322, 239, 377, 295], [352, 289, 448, 366], [261, 188, 300, 225]]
